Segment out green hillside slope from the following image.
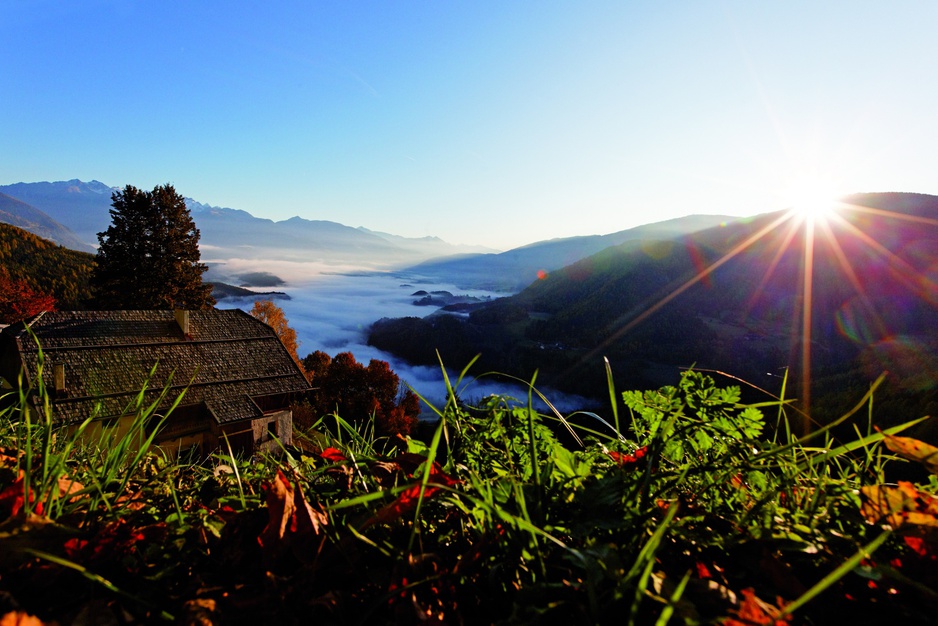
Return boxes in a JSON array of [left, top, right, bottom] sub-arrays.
[[0, 222, 95, 309]]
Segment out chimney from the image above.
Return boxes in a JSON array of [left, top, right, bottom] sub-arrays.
[[53, 363, 67, 397], [175, 309, 190, 337]]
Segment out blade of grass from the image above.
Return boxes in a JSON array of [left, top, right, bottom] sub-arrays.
[[751, 373, 887, 463], [779, 529, 891, 618], [407, 415, 447, 552], [655, 570, 692, 626], [605, 356, 621, 440], [801, 416, 930, 470], [26, 549, 175, 621], [221, 432, 246, 510]]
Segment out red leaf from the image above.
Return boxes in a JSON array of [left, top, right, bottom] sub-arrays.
[[607, 446, 648, 468], [0, 471, 42, 519], [723, 588, 791, 626], [362, 465, 459, 529], [319, 447, 347, 463], [62, 519, 168, 570]]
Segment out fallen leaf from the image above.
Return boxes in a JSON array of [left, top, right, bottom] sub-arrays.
[[56, 474, 84, 501], [0, 612, 46, 626], [258, 469, 295, 550], [179, 598, 219, 626], [882, 432, 938, 475], [361, 464, 459, 529], [319, 447, 347, 463], [860, 482, 938, 529], [257, 468, 327, 565], [63, 518, 169, 570], [723, 588, 791, 625], [0, 471, 42, 519], [292, 476, 328, 538]]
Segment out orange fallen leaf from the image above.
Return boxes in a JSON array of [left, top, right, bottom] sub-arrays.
[[881, 432, 938, 475], [723, 588, 791, 626], [258, 468, 328, 564], [0, 612, 46, 626], [56, 473, 83, 497], [860, 481, 938, 529], [258, 469, 295, 549], [292, 475, 328, 538]]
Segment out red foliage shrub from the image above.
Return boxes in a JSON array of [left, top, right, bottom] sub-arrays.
[[0, 269, 56, 324], [303, 351, 420, 437]]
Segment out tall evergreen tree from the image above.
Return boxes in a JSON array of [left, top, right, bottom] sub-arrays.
[[92, 184, 215, 310]]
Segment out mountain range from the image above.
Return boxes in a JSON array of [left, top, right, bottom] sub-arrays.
[[0, 180, 496, 271], [0, 180, 734, 287], [0, 191, 94, 253], [405, 213, 735, 291]]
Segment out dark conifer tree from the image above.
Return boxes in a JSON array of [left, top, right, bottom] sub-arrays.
[[92, 184, 214, 310]]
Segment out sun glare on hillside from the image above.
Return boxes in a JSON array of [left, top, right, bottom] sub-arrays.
[[783, 174, 842, 222]]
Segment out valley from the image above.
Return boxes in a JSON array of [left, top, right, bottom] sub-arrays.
[[1, 181, 936, 435]]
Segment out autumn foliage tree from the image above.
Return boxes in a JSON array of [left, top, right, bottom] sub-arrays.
[[0, 268, 56, 324], [92, 184, 214, 310], [250, 300, 305, 374], [302, 351, 420, 437]]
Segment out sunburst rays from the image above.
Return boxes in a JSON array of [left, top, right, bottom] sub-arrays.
[[583, 195, 936, 434]]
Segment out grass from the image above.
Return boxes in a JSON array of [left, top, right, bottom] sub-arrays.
[[1, 359, 937, 625]]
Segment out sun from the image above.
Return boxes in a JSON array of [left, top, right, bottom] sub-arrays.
[[783, 174, 842, 221]]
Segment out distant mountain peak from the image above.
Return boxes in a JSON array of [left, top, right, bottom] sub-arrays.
[[60, 179, 115, 194]]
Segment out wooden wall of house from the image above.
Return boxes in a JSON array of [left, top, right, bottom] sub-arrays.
[[252, 409, 292, 453]]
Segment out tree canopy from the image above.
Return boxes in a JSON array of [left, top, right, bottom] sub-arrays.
[[249, 300, 304, 373], [0, 268, 57, 324], [92, 184, 214, 310], [301, 350, 420, 437]]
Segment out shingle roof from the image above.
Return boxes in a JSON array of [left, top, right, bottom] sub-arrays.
[[2, 309, 310, 425]]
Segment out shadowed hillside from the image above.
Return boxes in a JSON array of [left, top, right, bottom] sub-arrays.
[[370, 193, 938, 431]]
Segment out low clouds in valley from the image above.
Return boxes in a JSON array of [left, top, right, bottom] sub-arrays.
[[212, 259, 594, 415]]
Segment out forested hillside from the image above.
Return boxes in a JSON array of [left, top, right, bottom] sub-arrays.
[[370, 193, 938, 433], [0, 223, 95, 309]]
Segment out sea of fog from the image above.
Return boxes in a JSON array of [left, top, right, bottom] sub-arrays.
[[210, 260, 593, 416]]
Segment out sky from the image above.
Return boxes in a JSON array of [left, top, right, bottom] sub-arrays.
[[4, 1, 938, 250]]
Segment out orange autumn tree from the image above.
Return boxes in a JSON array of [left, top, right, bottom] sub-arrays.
[[0, 268, 57, 324], [302, 350, 420, 437], [249, 300, 305, 375]]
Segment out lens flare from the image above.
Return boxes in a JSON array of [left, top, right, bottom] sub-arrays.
[[573, 194, 937, 434]]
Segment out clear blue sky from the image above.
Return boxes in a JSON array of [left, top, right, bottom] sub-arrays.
[[3, 1, 937, 250]]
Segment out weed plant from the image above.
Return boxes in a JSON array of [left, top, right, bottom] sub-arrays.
[[1, 356, 937, 625]]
